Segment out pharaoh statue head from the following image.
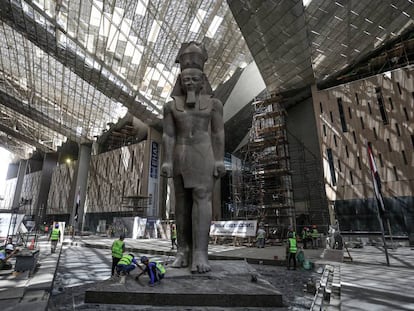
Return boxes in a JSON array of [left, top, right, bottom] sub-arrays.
[[171, 41, 213, 98]]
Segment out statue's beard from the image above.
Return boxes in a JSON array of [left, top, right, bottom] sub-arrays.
[[186, 90, 197, 107]]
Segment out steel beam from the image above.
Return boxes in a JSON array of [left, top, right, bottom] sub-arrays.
[[0, 122, 54, 153], [0, 89, 91, 144], [0, 0, 161, 125]]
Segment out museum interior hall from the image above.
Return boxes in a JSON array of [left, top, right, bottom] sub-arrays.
[[0, 0, 413, 241]]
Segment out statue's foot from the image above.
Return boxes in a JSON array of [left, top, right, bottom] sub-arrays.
[[172, 251, 189, 268], [191, 251, 211, 273]]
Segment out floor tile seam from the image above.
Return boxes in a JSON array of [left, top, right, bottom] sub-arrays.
[[340, 261, 414, 272]]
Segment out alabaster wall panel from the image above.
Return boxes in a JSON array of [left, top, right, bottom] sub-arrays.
[[1, 178, 16, 209], [45, 142, 147, 215], [19, 171, 42, 215], [86, 142, 147, 213], [4, 141, 148, 217], [2, 171, 41, 213], [47, 162, 75, 214], [312, 67, 414, 201]]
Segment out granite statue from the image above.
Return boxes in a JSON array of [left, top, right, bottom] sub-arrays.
[[161, 42, 225, 273]]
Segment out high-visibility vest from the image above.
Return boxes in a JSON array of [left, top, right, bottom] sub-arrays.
[[150, 260, 166, 274], [51, 228, 60, 241], [257, 229, 265, 239], [302, 230, 307, 240], [289, 238, 297, 253], [111, 240, 124, 258], [312, 229, 319, 238], [118, 254, 133, 265], [156, 261, 166, 274], [171, 228, 177, 239]]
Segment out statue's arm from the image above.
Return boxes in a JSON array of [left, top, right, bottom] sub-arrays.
[[161, 102, 175, 177], [211, 98, 225, 177]]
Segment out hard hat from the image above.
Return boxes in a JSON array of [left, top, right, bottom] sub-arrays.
[[312, 225, 316, 228], [55, 223, 59, 228], [5, 244, 14, 251], [140, 256, 148, 263]]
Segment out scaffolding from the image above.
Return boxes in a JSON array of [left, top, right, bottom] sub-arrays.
[[238, 95, 295, 228]]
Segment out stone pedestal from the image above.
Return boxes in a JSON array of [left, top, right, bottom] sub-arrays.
[[85, 260, 283, 308]]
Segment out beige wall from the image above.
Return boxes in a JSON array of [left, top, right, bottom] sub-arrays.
[[2, 136, 166, 219], [312, 67, 414, 203], [20, 171, 41, 215], [85, 142, 148, 213], [46, 141, 149, 215], [1, 178, 16, 209], [47, 162, 75, 214], [2, 171, 41, 214]]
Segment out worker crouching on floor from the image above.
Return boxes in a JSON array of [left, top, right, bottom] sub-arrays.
[[136, 256, 166, 286], [116, 253, 140, 276], [0, 244, 19, 270]]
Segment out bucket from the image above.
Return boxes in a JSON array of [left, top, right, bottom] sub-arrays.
[[303, 260, 313, 270]]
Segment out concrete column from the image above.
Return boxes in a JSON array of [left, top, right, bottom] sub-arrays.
[[70, 143, 92, 232], [11, 160, 28, 210], [34, 153, 58, 225]]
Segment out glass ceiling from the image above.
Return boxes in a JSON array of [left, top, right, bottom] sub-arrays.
[[0, 0, 253, 158], [229, 0, 414, 92], [2, 0, 411, 160]]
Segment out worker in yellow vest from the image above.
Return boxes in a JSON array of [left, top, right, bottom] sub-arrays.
[[111, 234, 125, 277], [49, 223, 61, 254], [116, 253, 139, 276], [0, 244, 19, 270], [256, 226, 266, 248], [171, 224, 177, 250], [136, 256, 166, 286], [301, 227, 311, 249], [287, 232, 297, 270]]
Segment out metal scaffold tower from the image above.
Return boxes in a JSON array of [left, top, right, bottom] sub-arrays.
[[239, 95, 295, 228]]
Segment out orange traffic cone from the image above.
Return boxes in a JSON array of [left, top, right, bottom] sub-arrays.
[[28, 238, 35, 250]]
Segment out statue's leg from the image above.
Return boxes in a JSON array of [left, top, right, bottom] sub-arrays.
[[191, 186, 212, 273], [172, 177, 192, 268]]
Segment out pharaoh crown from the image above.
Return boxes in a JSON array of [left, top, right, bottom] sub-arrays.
[[175, 41, 208, 71]]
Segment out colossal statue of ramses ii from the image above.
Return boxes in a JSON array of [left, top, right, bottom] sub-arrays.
[[161, 42, 225, 273]]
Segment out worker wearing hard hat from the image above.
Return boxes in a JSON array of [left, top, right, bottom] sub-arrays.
[[0, 242, 18, 270]]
